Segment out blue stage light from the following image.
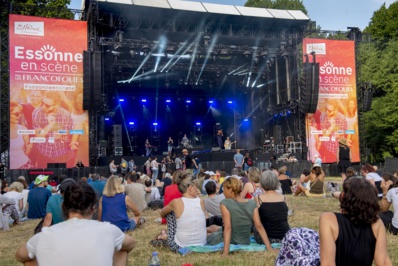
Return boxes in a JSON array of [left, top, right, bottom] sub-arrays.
[[105, 118, 110, 121], [129, 122, 135, 125], [119, 99, 124, 102], [141, 99, 147, 102], [208, 100, 214, 104], [243, 118, 249, 122], [196, 122, 201, 126], [228, 101, 233, 104], [153, 122, 158, 126], [186, 100, 191, 103], [166, 99, 171, 103]]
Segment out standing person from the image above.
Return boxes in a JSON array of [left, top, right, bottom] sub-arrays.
[[181, 134, 189, 148], [175, 154, 183, 172], [243, 153, 252, 171], [120, 157, 128, 175], [314, 154, 322, 167], [216, 129, 224, 149], [233, 149, 244, 169], [16, 182, 136, 266], [224, 137, 232, 150], [27, 175, 52, 219], [182, 149, 198, 176], [336, 137, 351, 182], [109, 159, 118, 175], [31, 91, 75, 168], [151, 157, 160, 185], [128, 159, 136, 173], [144, 157, 152, 177], [0, 162, 5, 180], [319, 178, 392, 266], [167, 137, 174, 154], [145, 139, 152, 156]]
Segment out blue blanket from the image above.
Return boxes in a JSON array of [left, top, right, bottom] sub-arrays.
[[178, 237, 281, 256]]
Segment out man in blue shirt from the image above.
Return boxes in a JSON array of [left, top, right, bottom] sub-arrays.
[[233, 149, 244, 169], [27, 175, 52, 219], [89, 173, 105, 198]]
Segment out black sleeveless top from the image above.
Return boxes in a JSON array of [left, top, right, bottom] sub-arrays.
[[258, 198, 290, 240], [279, 179, 292, 194], [338, 146, 350, 161], [335, 213, 376, 266]]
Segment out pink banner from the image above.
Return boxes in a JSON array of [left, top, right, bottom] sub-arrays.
[[9, 14, 87, 169], [303, 38, 359, 163]]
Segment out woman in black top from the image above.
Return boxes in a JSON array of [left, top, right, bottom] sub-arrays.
[[319, 178, 391, 266], [254, 170, 290, 243], [336, 137, 351, 182], [277, 167, 292, 194]]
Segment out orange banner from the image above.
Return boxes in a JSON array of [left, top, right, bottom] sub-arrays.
[[303, 38, 359, 163], [9, 14, 87, 169]]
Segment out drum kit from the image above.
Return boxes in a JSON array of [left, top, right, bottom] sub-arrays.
[[180, 138, 193, 148]]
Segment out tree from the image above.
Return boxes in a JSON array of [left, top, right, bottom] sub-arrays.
[[11, 0, 74, 19], [245, 0, 307, 14]]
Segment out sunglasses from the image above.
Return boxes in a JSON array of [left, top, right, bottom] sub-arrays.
[[43, 102, 55, 108]]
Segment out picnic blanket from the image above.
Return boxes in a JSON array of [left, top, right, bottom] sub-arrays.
[[178, 237, 281, 256]]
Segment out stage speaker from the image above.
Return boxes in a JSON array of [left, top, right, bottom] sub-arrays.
[[212, 147, 221, 152], [273, 125, 282, 145], [112, 124, 122, 147], [363, 90, 372, 111], [100, 140, 108, 148], [308, 63, 319, 113], [83, 51, 102, 110]]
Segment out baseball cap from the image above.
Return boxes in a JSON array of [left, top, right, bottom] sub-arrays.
[[58, 178, 76, 192], [35, 175, 49, 185]]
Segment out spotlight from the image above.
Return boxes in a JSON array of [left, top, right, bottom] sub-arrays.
[[204, 35, 210, 47], [209, 100, 214, 104], [105, 117, 110, 121], [129, 49, 135, 57], [153, 122, 158, 126], [243, 118, 249, 122], [243, 50, 251, 58], [228, 101, 233, 104], [141, 99, 147, 103], [142, 44, 150, 53], [129, 122, 135, 125], [196, 122, 201, 126], [186, 100, 191, 103], [166, 99, 171, 103], [119, 99, 124, 102]]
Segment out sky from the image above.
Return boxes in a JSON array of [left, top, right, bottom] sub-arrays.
[[68, 0, 395, 31]]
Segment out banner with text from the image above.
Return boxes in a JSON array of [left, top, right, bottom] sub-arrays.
[[9, 14, 87, 169], [303, 38, 359, 163]]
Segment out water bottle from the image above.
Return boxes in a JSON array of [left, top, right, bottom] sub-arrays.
[[148, 251, 160, 266]]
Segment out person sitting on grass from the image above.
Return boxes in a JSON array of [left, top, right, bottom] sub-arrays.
[[15, 182, 136, 266], [254, 170, 290, 244], [379, 173, 398, 234], [204, 181, 224, 227], [159, 173, 207, 252], [319, 178, 392, 265], [98, 175, 145, 232], [207, 177, 274, 257], [240, 167, 264, 199], [144, 179, 163, 209], [294, 164, 325, 197], [331, 167, 362, 199]]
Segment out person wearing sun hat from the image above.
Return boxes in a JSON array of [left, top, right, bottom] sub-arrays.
[[27, 175, 52, 219], [336, 137, 352, 182]]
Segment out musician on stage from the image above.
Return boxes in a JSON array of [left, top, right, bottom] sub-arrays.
[[224, 137, 232, 150], [217, 129, 224, 149], [167, 137, 174, 153], [181, 134, 189, 148], [145, 139, 152, 156]]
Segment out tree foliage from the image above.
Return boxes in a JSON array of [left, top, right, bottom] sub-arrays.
[[245, 0, 307, 14], [10, 0, 74, 19], [359, 2, 398, 161]]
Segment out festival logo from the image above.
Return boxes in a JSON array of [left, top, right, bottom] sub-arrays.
[[14, 21, 44, 36]]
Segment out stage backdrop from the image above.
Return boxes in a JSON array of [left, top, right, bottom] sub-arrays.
[[9, 15, 87, 169], [303, 38, 360, 163]]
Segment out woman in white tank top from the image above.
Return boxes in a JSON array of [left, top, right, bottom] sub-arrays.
[[160, 173, 206, 252]]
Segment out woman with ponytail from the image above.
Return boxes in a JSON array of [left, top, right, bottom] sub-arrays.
[[16, 182, 136, 266]]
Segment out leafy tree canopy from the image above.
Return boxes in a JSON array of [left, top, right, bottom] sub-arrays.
[[10, 0, 74, 19], [245, 0, 307, 14]]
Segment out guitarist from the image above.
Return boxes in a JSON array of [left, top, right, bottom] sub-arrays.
[[224, 137, 236, 150], [145, 139, 153, 156]]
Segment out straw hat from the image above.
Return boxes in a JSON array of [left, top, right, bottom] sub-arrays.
[[339, 138, 348, 146]]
